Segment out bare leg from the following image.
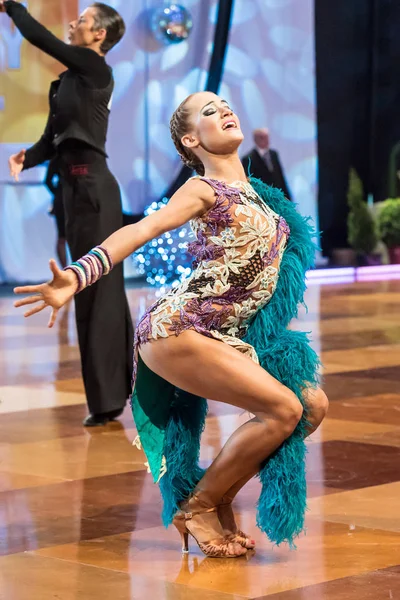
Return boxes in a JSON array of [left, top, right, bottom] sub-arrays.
[[217, 387, 329, 544], [224, 386, 330, 500], [139, 331, 303, 556]]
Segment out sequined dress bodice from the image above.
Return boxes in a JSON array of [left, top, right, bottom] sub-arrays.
[[134, 177, 290, 369]]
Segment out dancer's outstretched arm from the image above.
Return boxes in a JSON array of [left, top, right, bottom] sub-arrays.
[[1, 0, 104, 176], [13, 179, 214, 327], [97, 180, 212, 265], [0, 1, 106, 75]]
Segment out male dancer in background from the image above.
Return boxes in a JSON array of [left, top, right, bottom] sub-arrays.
[[1, 1, 133, 426]]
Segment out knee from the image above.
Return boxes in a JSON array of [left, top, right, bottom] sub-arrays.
[[274, 390, 304, 438], [306, 387, 329, 428]]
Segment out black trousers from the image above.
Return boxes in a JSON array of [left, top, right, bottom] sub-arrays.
[[60, 154, 133, 414]]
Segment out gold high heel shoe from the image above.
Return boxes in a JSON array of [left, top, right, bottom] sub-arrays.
[[173, 494, 247, 558], [218, 495, 256, 550]]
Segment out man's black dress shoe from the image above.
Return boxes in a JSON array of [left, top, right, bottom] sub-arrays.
[[83, 407, 124, 427]]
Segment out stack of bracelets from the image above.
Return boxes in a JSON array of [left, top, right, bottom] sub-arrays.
[[64, 246, 113, 293]]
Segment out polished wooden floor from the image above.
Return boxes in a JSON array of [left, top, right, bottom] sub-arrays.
[[1, 280, 400, 599]]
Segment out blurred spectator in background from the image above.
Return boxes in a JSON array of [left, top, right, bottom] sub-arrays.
[[242, 128, 292, 201]]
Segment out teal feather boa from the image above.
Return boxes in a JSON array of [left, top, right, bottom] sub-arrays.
[[158, 179, 320, 547], [244, 178, 320, 547], [159, 390, 207, 527]]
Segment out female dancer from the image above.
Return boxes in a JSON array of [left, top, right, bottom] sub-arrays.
[[14, 92, 329, 558]]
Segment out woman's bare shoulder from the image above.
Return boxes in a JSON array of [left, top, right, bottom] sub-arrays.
[[174, 176, 216, 209]]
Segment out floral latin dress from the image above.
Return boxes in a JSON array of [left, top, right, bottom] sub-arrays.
[[131, 177, 290, 480], [135, 177, 290, 367]]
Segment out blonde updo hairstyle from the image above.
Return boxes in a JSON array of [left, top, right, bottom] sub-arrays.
[[170, 95, 205, 176]]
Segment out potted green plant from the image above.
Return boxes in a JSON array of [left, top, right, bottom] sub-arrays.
[[347, 169, 381, 266], [378, 198, 400, 263]]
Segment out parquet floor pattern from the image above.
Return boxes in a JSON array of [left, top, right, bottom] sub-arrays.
[[1, 280, 399, 599]]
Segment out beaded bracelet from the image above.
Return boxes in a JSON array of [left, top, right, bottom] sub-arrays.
[[64, 245, 113, 293]]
